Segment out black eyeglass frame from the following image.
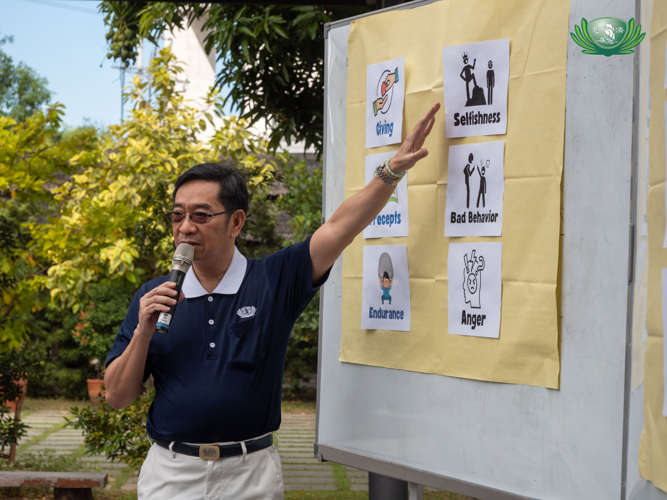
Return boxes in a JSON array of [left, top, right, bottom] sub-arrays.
[[165, 209, 240, 225]]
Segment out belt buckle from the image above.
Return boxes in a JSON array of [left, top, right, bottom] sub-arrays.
[[199, 445, 220, 460]]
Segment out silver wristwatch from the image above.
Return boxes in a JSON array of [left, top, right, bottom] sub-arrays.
[[375, 165, 398, 186]]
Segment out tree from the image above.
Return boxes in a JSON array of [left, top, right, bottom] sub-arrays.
[[98, 2, 370, 157], [0, 46, 284, 351], [0, 34, 52, 123]]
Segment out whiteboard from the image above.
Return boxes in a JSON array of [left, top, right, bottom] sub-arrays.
[[315, 0, 667, 499]]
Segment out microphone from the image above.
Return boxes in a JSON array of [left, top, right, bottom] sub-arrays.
[[155, 243, 194, 334]]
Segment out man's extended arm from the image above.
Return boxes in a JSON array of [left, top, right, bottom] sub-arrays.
[[104, 281, 183, 409], [310, 102, 440, 283]]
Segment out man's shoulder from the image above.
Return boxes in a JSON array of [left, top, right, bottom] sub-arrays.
[[248, 236, 312, 265]]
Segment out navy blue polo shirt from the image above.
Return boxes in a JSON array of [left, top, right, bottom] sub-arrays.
[[106, 235, 327, 443]]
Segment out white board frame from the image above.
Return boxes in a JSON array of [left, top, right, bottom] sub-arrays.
[[315, 0, 667, 499]]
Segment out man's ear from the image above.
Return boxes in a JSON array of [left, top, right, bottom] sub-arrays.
[[229, 210, 246, 238]]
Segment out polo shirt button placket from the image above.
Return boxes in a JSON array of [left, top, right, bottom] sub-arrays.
[[208, 296, 213, 302], [206, 310, 217, 358]]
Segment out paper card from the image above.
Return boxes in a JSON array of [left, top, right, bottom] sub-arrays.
[[365, 56, 405, 149], [445, 141, 505, 236], [663, 269, 667, 416], [442, 39, 509, 138], [363, 152, 409, 238], [361, 244, 411, 331], [447, 242, 502, 338]]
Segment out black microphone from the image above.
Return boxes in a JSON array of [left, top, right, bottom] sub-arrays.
[[156, 243, 194, 334]]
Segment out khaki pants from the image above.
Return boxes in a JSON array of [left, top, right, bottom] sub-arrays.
[[138, 441, 284, 500]]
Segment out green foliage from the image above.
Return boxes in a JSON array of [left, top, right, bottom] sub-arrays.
[[0, 46, 281, 353], [0, 33, 52, 123], [0, 99, 93, 349], [25, 304, 89, 400], [277, 159, 323, 398], [100, 2, 370, 157], [99, 3, 141, 68], [74, 282, 133, 372], [68, 387, 154, 470], [278, 159, 322, 244]]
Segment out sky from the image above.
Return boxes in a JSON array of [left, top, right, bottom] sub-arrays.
[[0, 0, 230, 129], [0, 0, 129, 128]]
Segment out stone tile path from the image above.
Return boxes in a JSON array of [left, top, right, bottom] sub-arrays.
[[15, 410, 370, 493]]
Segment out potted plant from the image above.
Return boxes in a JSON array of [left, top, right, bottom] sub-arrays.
[[72, 283, 131, 405]]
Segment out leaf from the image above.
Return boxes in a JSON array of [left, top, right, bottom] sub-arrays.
[[237, 26, 256, 39]]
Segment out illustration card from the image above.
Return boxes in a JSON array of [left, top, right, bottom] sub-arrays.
[[442, 39, 509, 138], [364, 152, 409, 239], [366, 56, 405, 149], [447, 242, 502, 338], [445, 141, 504, 237], [361, 244, 411, 332]]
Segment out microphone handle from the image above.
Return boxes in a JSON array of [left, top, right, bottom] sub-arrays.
[[155, 268, 187, 334]]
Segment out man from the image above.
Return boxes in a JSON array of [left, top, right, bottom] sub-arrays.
[[464, 153, 474, 209], [104, 102, 440, 499]]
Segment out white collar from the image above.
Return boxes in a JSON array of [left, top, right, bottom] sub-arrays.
[[181, 247, 247, 298]]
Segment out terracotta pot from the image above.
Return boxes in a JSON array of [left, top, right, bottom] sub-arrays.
[[86, 379, 105, 405], [4, 378, 28, 413]]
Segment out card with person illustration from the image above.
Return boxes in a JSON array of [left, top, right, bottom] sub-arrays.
[[361, 244, 411, 331], [442, 39, 509, 138], [444, 141, 504, 237]]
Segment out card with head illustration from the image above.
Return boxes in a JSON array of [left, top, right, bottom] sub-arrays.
[[447, 242, 502, 338], [366, 56, 405, 149]]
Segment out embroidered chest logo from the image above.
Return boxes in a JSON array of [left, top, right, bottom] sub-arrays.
[[237, 306, 256, 319]]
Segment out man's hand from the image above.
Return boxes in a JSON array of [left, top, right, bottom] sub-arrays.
[[105, 282, 184, 410], [388, 101, 440, 175], [136, 282, 184, 337], [310, 102, 441, 284]]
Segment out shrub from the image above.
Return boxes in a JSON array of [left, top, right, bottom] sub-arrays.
[[68, 387, 154, 470], [74, 282, 133, 379], [278, 158, 323, 398]]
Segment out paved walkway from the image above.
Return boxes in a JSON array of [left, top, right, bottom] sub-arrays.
[[15, 410, 369, 493]]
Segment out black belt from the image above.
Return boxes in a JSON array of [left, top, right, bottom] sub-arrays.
[[156, 433, 273, 460]]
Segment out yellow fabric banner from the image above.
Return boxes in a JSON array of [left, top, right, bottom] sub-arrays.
[[639, 1, 667, 492], [340, 0, 570, 388]]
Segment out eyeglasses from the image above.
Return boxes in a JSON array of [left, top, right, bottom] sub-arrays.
[[165, 210, 238, 224]]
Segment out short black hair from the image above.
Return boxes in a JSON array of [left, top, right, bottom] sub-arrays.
[[173, 162, 249, 214], [383, 271, 390, 280]]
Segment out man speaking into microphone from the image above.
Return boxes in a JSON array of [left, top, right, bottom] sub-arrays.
[[103, 102, 440, 499]]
